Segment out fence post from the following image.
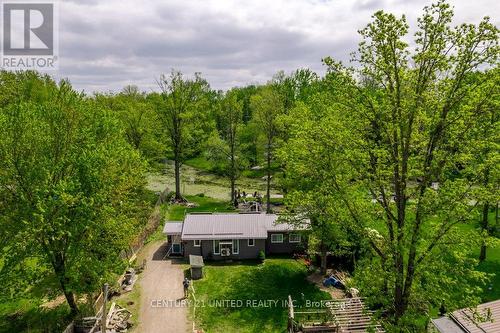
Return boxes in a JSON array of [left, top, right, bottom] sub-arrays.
[[288, 295, 294, 333], [101, 283, 109, 333]]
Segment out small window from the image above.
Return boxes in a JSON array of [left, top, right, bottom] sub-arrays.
[[271, 234, 283, 243], [233, 239, 239, 254], [289, 234, 301, 243], [194, 240, 201, 247], [248, 239, 255, 246], [213, 240, 220, 254]]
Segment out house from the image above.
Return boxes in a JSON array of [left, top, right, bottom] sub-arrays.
[[430, 299, 500, 333], [163, 212, 306, 260]]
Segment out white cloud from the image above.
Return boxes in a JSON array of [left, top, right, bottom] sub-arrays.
[[54, 0, 499, 93]]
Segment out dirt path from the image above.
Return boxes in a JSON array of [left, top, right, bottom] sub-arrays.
[[136, 241, 189, 333]]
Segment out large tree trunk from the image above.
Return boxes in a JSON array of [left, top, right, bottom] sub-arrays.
[[62, 284, 79, 316], [394, 248, 409, 320], [51, 253, 79, 315], [174, 155, 182, 200], [394, 272, 405, 319], [479, 202, 489, 262], [266, 140, 272, 214], [320, 242, 327, 275], [230, 145, 236, 205], [230, 177, 236, 205]]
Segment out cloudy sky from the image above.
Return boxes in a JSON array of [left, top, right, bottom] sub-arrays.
[[55, 0, 499, 93]]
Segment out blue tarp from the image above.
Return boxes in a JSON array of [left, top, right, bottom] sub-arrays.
[[323, 276, 342, 288]]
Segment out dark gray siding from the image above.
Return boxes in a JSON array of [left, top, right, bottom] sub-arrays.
[[183, 240, 208, 258], [266, 232, 304, 255], [234, 239, 265, 259], [183, 239, 266, 260], [182, 233, 305, 259]]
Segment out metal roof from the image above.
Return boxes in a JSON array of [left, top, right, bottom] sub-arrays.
[[163, 222, 183, 234], [171, 213, 303, 240], [431, 300, 500, 333], [431, 317, 463, 333], [450, 299, 500, 333]]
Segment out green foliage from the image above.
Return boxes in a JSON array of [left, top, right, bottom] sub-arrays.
[[154, 70, 216, 198], [206, 89, 249, 201], [0, 300, 72, 333], [0, 71, 146, 314], [280, 0, 499, 327], [0, 2, 497, 331], [95, 85, 165, 163], [258, 250, 266, 261], [251, 86, 285, 212]]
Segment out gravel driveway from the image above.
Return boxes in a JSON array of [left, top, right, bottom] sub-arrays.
[[136, 241, 189, 333]]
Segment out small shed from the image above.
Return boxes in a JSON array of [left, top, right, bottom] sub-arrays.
[[189, 255, 204, 280]]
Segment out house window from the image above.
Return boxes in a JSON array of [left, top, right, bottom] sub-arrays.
[[213, 240, 220, 254], [194, 240, 201, 247], [233, 239, 239, 254], [248, 239, 255, 246], [271, 234, 283, 243], [289, 234, 301, 243]]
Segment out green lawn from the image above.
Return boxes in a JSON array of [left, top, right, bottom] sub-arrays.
[[190, 258, 331, 333], [478, 250, 500, 302], [184, 156, 214, 172], [365, 206, 500, 302], [0, 299, 72, 333], [453, 211, 499, 302], [167, 194, 236, 221]]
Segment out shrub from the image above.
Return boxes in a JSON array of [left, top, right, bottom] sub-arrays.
[[258, 250, 266, 262]]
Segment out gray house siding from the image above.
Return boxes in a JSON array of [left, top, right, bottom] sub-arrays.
[[265, 232, 304, 255], [183, 240, 210, 258], [183, 240, 199, 257], [182, 234, 304, 259], [183, 239, 266, 260]]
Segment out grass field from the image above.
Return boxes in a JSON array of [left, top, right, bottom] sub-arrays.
[[365, 207, 500, 302], [0, 300, 72, 333], [147, 160, 280, 201], [190, 258, 331, 333], [166, 194, 236, 221]]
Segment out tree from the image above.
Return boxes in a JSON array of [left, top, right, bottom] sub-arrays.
[[96, 86, 163, 162], [464, 70, 500, 261], [321, 0, 498, 323], [0, 71, 145, 314], [272, 68, 320, 115], [155, 71, 212, 200], [279, 101, 365, 274], [251, 86, 284, 213], [208, 90, 245, 204]]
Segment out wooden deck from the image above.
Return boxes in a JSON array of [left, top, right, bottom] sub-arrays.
[[325, 298, 384, 333], [288, 296, 384, 333]]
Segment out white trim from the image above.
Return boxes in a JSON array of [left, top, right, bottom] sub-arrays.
[[194, 240, 201, 247], [213, 240, 220, 254], [248, 239, 255, 247], [289, 234, 301, 243], [233, 239, 239, 254], [271, 234, 283, 243]]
